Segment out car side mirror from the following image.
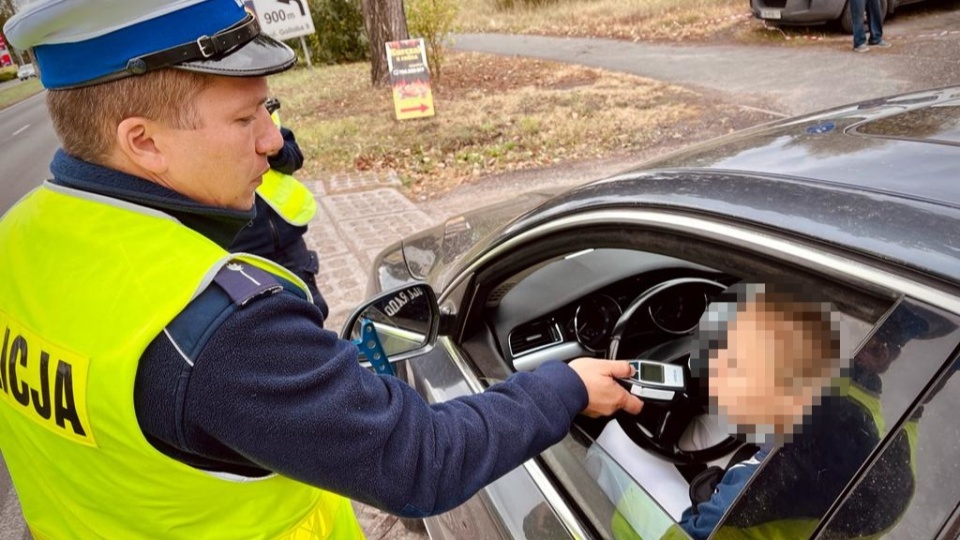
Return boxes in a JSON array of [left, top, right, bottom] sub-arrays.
[[340, 283, 440, 371]]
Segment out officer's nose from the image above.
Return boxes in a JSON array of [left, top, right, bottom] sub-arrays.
[[257, 113, 283, 157]]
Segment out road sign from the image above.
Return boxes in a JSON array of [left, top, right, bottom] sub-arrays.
[[385, 39, 435, 121], [246, 0, 315, 40]]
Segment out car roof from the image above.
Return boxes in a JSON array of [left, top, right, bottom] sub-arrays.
[[497, 87, 960, 286], [630, 86, 960, 209]]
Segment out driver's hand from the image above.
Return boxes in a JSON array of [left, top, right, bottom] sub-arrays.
[[568, 358, 644, 417]]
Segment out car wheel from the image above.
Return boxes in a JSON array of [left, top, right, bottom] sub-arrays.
[[840, 0, 889, 34], [841, 2, 853, 33]]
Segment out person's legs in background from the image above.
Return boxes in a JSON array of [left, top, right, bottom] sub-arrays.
[[849, 0, 868, 50], [866, 0, 887, 46]]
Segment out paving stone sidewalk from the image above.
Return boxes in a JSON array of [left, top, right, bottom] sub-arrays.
[[307, 170, 432, 333]]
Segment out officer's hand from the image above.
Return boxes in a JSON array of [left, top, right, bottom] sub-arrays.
[[568, 358, 644, 418]]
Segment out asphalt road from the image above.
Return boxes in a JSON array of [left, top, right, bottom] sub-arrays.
[[0, 91, 57, 216], [451, 9, 960, 116]]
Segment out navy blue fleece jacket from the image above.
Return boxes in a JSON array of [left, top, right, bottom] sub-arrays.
[[49, 150, 588, 517]]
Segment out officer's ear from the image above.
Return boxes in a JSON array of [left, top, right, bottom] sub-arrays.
[[115, 116, 169, 175]]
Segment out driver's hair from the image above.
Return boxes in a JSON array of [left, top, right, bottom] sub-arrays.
[[46, 69, 213, 165], [746, 286, 843, 393], [697, 282, 844, 391]]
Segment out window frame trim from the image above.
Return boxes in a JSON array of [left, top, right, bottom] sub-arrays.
[[438, 209, 960, 318]]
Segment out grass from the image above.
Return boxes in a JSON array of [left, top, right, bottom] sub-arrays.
[[456, 0, 753, 42], [0, 79, 43, 110], [269, 52, 774, 197]]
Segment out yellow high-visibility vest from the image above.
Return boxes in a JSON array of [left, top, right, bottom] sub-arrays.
[[0, 182, 362, 540]]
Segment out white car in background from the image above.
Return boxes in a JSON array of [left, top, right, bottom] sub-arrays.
[[16, 63, 36, 81]]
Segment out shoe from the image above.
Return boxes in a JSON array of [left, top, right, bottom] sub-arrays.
[[869, 39, 892, 48], [853, 44, 870, 52]]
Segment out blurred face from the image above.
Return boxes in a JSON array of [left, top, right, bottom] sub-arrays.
[[710, 302, 825, 436], [856, 329, 900, 375], [153, 76, 282, 210]]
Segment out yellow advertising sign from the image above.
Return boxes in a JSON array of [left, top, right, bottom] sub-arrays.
[[385, 39, 435, 121]]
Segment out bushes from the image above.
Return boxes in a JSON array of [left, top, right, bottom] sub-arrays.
[[0, 66, 16, 83], [291, 0, 368, 65], [406, 0, 458, 84]]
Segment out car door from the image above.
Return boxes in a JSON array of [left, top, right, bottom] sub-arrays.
[[390, 204, 960, 539]]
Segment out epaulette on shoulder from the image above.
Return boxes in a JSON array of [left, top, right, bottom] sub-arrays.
[[213, 261, 284, 307]]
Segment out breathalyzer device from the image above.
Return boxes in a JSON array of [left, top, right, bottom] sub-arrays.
[[620, 359, 686, 402]]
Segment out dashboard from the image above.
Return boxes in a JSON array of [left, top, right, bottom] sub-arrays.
[[485, 249, 731, 371]]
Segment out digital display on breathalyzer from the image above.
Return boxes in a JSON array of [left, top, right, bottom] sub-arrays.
[[640, 362, 664, 383]]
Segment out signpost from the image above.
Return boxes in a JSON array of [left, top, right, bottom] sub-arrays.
[[385, 39, 435, 121], [245, 0, 316, 67]]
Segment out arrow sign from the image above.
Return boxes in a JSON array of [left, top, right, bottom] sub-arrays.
[[400, 104, 431, 114], [277, 0, 306, 17], [386, 39, 436, 120]]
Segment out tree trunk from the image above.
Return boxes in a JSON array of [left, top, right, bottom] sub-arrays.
[[360, 0, 409, 87]]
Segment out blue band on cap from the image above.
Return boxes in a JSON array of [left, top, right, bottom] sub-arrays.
[[34, 0, 246, 89]]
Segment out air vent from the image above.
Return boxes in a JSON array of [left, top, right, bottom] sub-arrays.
[[509, 320, 562, 357]]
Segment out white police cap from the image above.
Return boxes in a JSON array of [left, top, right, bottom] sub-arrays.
[[4, 0, 296, 89]]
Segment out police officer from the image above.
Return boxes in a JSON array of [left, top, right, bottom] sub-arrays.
[[0, 1, 642, 538]]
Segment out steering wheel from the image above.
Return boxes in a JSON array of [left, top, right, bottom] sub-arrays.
[[608, 278, 740, 464]]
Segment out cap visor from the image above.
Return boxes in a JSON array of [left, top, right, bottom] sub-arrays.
[[176, 34, 296, 77]]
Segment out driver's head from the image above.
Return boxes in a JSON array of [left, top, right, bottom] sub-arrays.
[[700, 283, 843, 445]]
